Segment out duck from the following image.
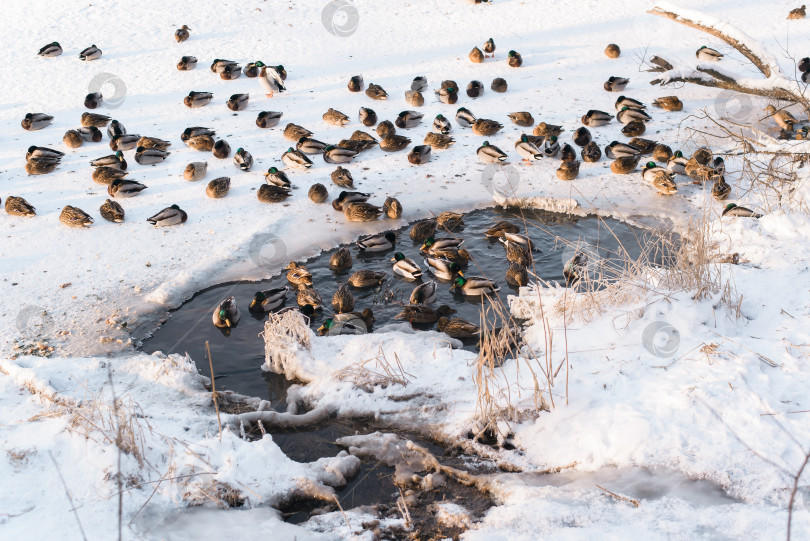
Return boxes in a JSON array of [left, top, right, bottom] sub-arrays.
[[437, 211, 464, 231], [651, 144, 673, 163], [181, 126, 214, 142], [376, 120, 396, 139], [722, 203, 762, 218], [211, 297, 240, 329], [79, 45, 102, 61], [348, 270, 387, 288], [21, 112, 53, 131], [206, 177, 231, 198], [692, 147, 713, 165], [581, 110, 613, 127], [610, 155, 640, 174], [507, 112, 534, 127], [543, 136, 560, 157], [349, 130, 378, 144], [249, 287, 289, 313], [324, 145, 358, 164], [284, 123, 313, 141], [5, 196, 36, 217], [175, 25, 191, 42], [469, 47, 484, 63], [424, 132, 455, 150], [226, 93, 249, 111], [515, 135, 543, 164], [108, 120, 126, 138], [603, 76, 629, 92], [309, 183, 329, 203], [296, 137, 327, 155], [667, 151, 689, 175], [466, 80, 484, 98], [437, 317, 480, 339], [296, 284, 323, 311], [358, 231, 397, 252], [472, 118, 503, 136], [622, 121, 646, 137], [332, 191, 371, 212], [614, 96, 645, 111], [405, 90, 425, 107], [491, 77, 508, 93], [382, 197, 403, 219], [344, 201, 382, 222], [483, 37, 496, 57], [421, 236, 464, 253], [430, 247, 470, 267], [329, 247, 353, 271], [284, 262, 313, 286], [392, 253, 423, 280], [336, 309, 376, 331], [137, 136, 171, 150], [27, 146, 64, 161], [145, 204, 187, 226], [561, 143, 577, 162], [366, 83, 388, 100], [359, 107, 378, 126], [135, 146, 170, 165], [108, 179, 148, 198], [435, 86, 459, 104], [696, 46, 723, 61], [410, 218, 438, 241], [219, 64, 242, 80], [60, 205, 94, 227], [605, 141, 641, 159], [259, 167, 290, 189], [534, 122, 564, 137], [581, 141, 602, 162], [451, 275, 499, 296], [500, 237, 532, 266], [507, 50, 523, 67], [627, 137, 656, 155], [396, 110, 424, 129], [408, 145, 431, 164], [765, 105, 798, 131], [323, 108, 350, 126], [331, 284, 355, 314], [395, 303, 455, 324], [211, 59, 238, 73], [789, 5, 807, 19], [605, 43, 621, 58], [711, 175, 731, 200], [63, 130, 83, 148], [617, 107, 651, 124], [711, 156, 725, 176], [380, 135, 411, 152], [99, 199, 125, 223], [317, 317, 368, 336], [38, 42, 62, 57], [242, 62, 262, 78], [187, 135, 215, 152], [652, 96, 683, 112], [232, 148, 252, 171], [477, 141, 507, 163], [258, 185, 292, 203], [282, 148, 313, 169], [410, 280, 438, 304], [573, 127, 592, 147], [77, 126, 102, 142], [450, 110, 474, 131], [557, 160, 581, 181], [184, 91, 213, 108], [684, 159, 713, 182], [564, 252, 588, 283], [424, 257, 463, 280], [485, 221, 520, 239], [331, 166, 354, 188], [85, 92, 103, 109], [255, 62, 286, 97], [506, 262, 529, 287], [25, 159, 60, 175], [409, 76, 427, 92], [213, 140, 231, 159], [348, 75, 364, 92], [257, 111, 283, 128], [641, 162, 677, 195]]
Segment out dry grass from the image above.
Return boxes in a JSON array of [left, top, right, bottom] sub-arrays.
[[333, 345, 414, 391]]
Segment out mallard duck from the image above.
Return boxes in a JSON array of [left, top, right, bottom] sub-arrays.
[[561, 143, 577, 162], [423, 132, 455, 150], [323, 108, 350, 127], [77, 126, 102, 142], [564, 252, 588, 283], [429, 115, 450, 135], [330, 166, 354, 188], [107, 120, 126, 139], [284, 262, 313, 287], [472, 119, 503, 136], [372, 121, 394, 140], [510, 135, 542, 164], [581, 110, 613, 127], [543, 136, 560, 157], [437, 211, 464, 231], [641, 162, 677, 195], [85, 92, 102, 109], [135, 136, 170, 151], [324, 145, 358, 164], [800, 57, 810, 73], [622, 121, 646, 137], [284, 123, 312, 141], [441, 79, 459, 91], [257, 185, 291, 203], [60, 205, 93, 227], [470, 47, 484, 63], [696, 46, 723, 61], [789, 4, 807, 19], [307, 183, 328, 203], [711, 156, 725, 176], [256, 111, 283, 128], [332, 191, 371, 211], [358, 231, 396, 252], [348, 75, 364, 92], [605, 141, 640, 159], [452, 275, 499, 296], [359, 107, 377, 127], [107, 178, 147, 198], [466, 80, 484, 98], [205, 177, 230, 198], [395, 110, 424, 129], [210, 296, 239, 329], [652, 96, 683, 112], [610, 155, 640, 174], [603, 76, 629, 92], [281, 148, 312, 169], [99, 199, 125, 223], [134, 146, 170, 165], [210, 59, 238, 73], [175, 25, 191, 42], [429, 247, 470, 266], [6, 196, 36, 216], [79, 45, 102, 61], [366, 83, 388, 100], [410, 280, 437, 304], [424, 257, 462, 280], [242, 61, 263, 77], [617, 107, 651, 124], [653, 144, 673, 162], [181, 126, 213, 141], [339, 138, 377, 153], [421, 236, 464, 253], [500, 237, 532, 266], [408, 145, 431, 164], [667, 151, 688, 175], [605, 43, 621, 58], [381, 197, 402, 219], [557, 160, 581, 181], [225, 93, 249, 111], [435, 86, 459, 105], [505, 262, 529, 287], [229, 148, 251, 172], [147, 204, 187, 226], [437, 317, 480, 338], [481, 37, 496, 56], [27, 146, 64, 160], [350, 129, 378, 143], [685, 158, 714, 182], [293, 137, 325, 155], [507, 50, 522, 67], [187, 135, 214, 152], [317, 317, 366, 336], [331, 283, 355, 313], [572, 127, 592, 147], [405, 90, 425, 107], [93, 167, 128, 185], [491, 77, 508, 93], [249, 287, 289, 313], [259, 167, 289, 189], [181, 162, 206, 182], [63, 130, 83, 148], [692, 147, 713, 165], [220, 63, 242, 79], [477, 141, 507, 163], [505, 112, 533, 127], [295, 284, 323, 310], [348, 270, 386, 288], [722, 203, 762, 218], [255, 62, 285, 96], [765, 105, 798, 131], [21, 113, 53, 131], [534, 122, 564, 138], [380, 135, 411, 152], [711, 175, 731, 200], [25, 158, 60, 175], [485, 221, 519, 239], [581, 141, 602, 162], [344, 201, 382, 222], [212, 140, 231, 159], [410, 218, 437, 241], [627, 138, 656, 155], [329, 247, 353, 271], [184, 91, 213, 108], [38, 42, 62, 57], [391, 253, 423, 280], [406, 76, 426, 92], [395, 303, 454, 324]]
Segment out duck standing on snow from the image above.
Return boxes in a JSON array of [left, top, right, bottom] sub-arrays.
[[255, 61, 285, 97], [175, 25, 191, 42], [212, 296, 240, 328], [483, 38, 496, 57], [515, 135, 542, 164]]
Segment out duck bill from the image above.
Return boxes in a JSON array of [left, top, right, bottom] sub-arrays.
[[225, 318, 232, 328], [316, 325, 326, 335], [249, 299, 257, 309]]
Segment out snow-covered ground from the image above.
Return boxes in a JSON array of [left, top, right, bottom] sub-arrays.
[[3, 0, 810, 538]]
